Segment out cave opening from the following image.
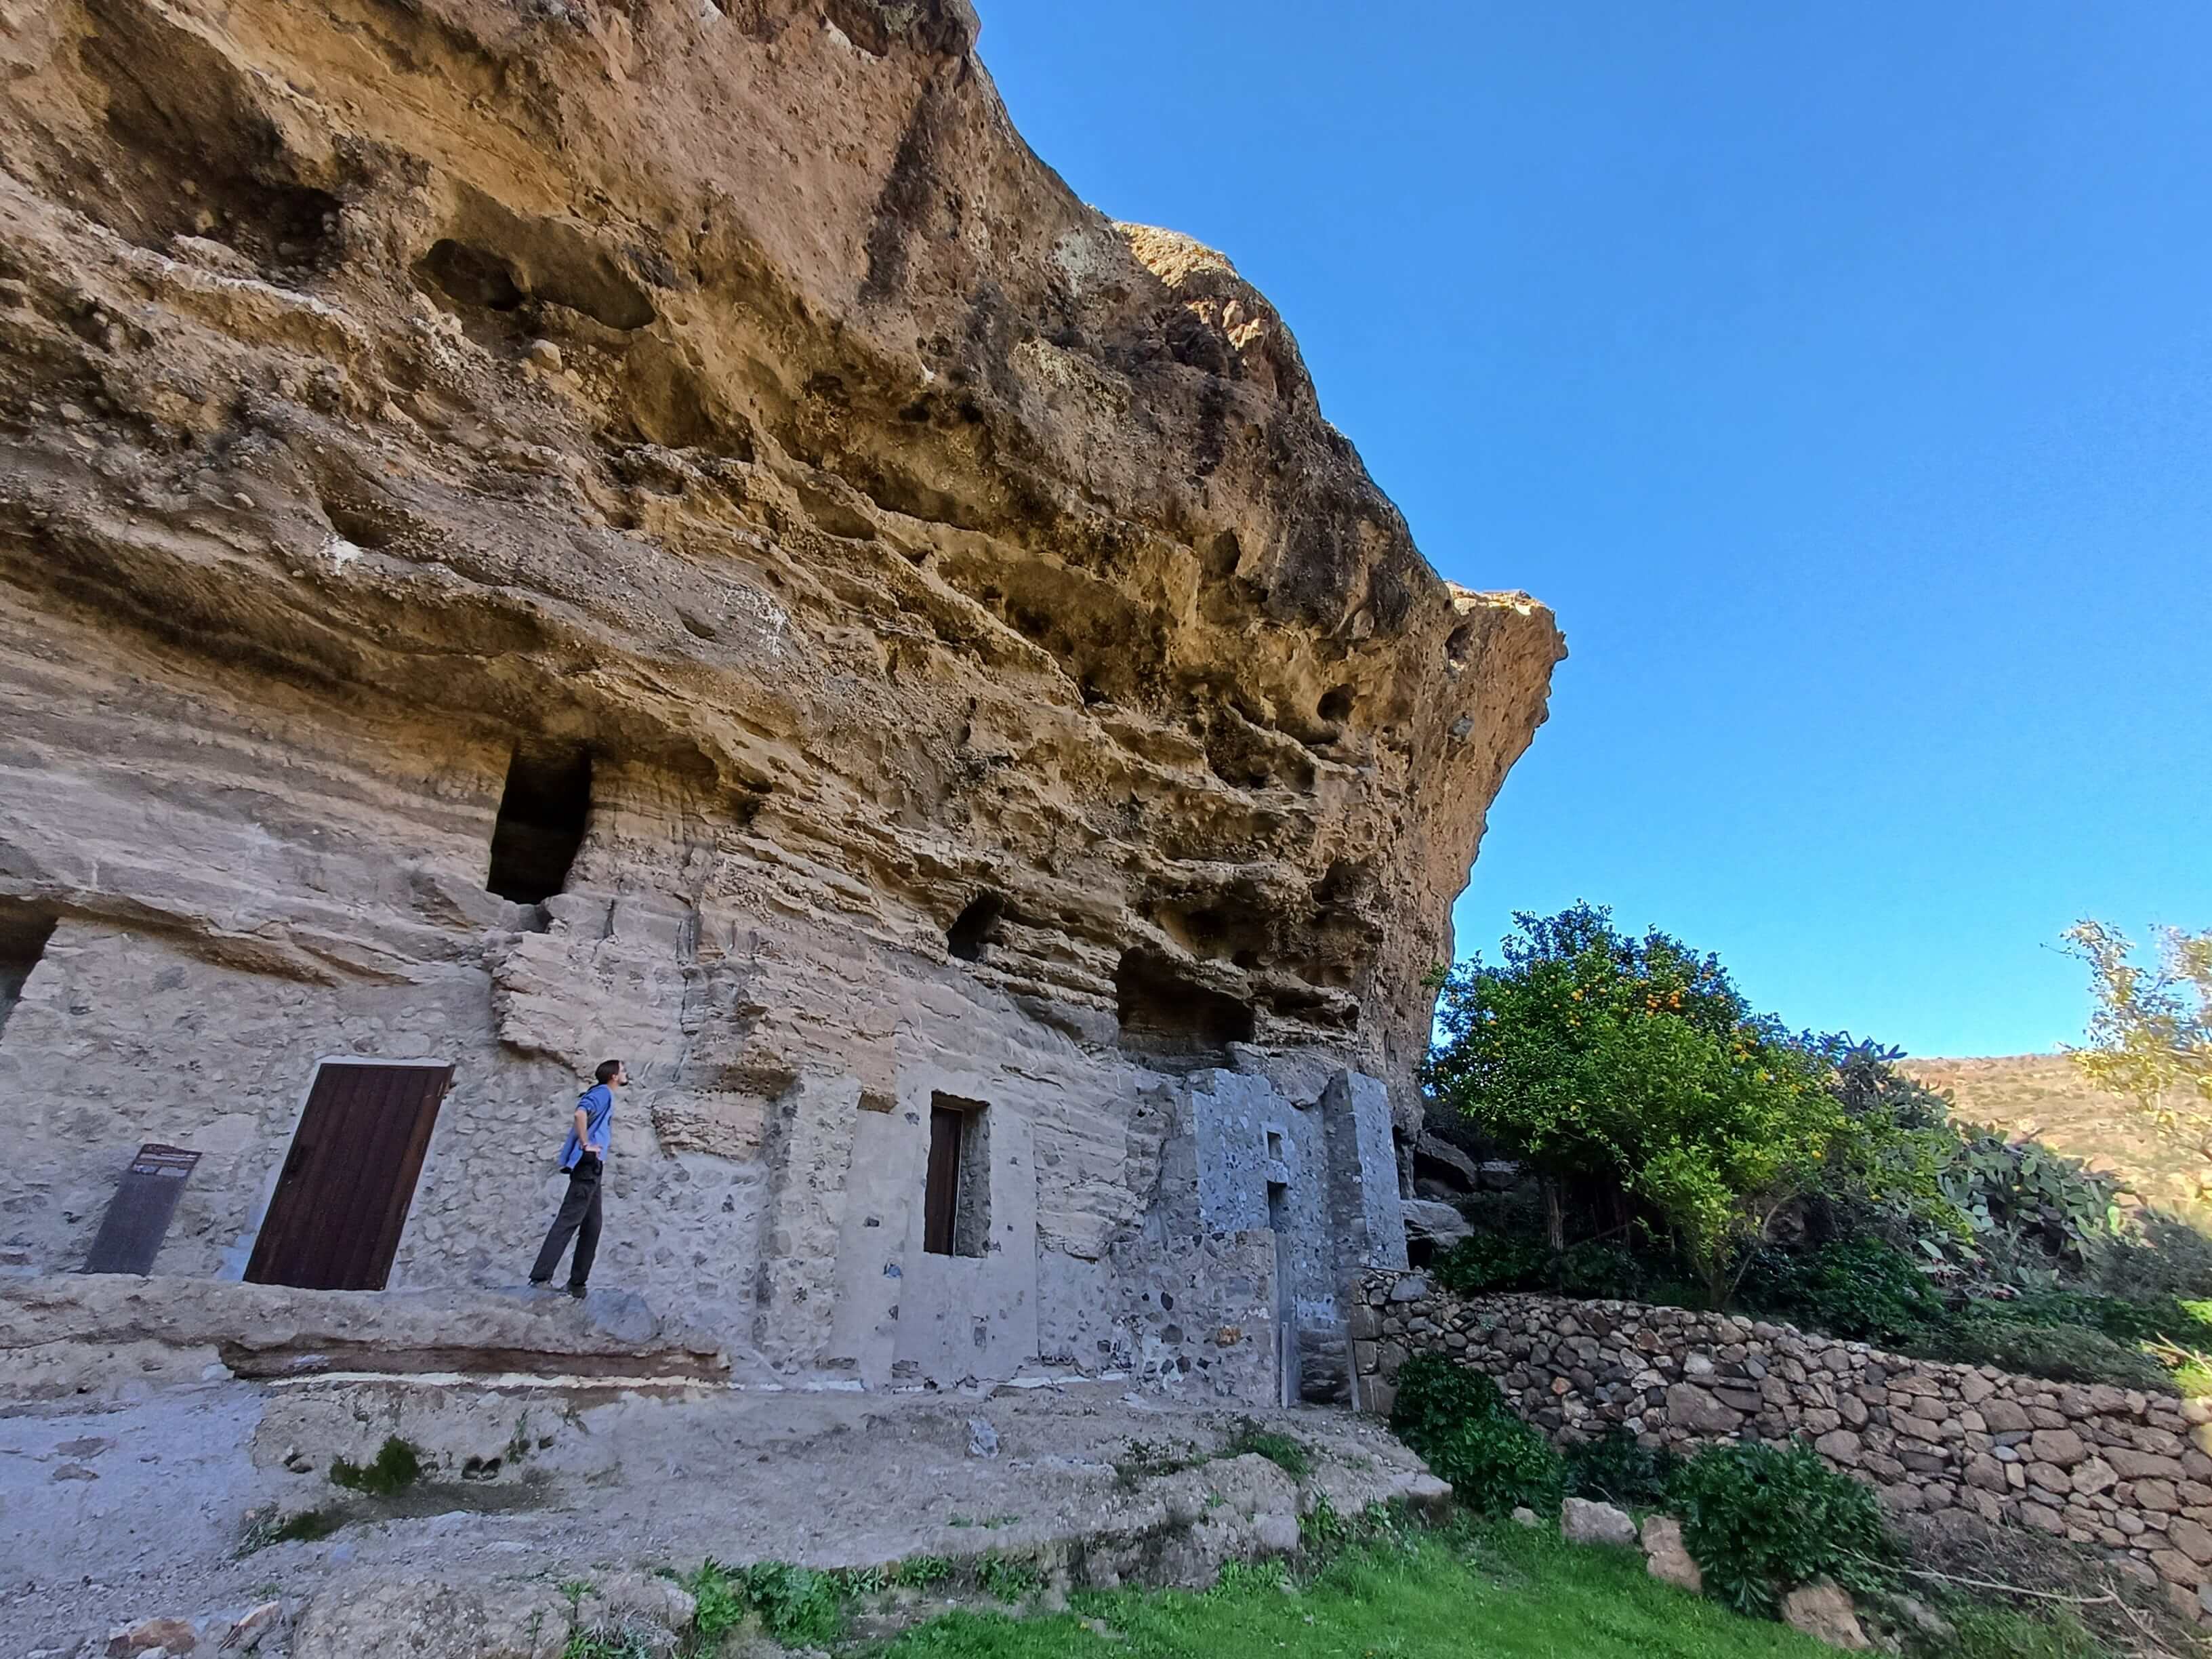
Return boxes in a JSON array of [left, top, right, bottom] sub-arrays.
[[486, 744, 592, 905], [945, 892, 1007, 963], [1113, 949, 1255, 1063], [0, 904, 56, 1039]]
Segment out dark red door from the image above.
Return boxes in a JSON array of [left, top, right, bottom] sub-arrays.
[[245, 1062, 452, 1290], [922, 1104, 964, 1256]]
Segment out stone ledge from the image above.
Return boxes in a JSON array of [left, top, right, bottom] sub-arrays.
[[0, 1273, 731, 1391]]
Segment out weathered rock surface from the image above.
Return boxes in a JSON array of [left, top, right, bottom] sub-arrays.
[[1560, 1496, 1637, 1548], [1780, 1578, 1870, 1651], [1, 1273, 728, 1399], [0, 0, 1558, 1391], [1639, 1514, 1702, 1593], [1401, 1197, 1474, 1255]]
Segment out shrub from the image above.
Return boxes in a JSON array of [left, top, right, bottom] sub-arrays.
[[1553, 1240, 1647, 1300], [1422, 1417, 1563, 1518], [1912, 1317, 2172, 1393], [1668, 1439, 1891, 1618], [1561, 1427, 1679, 1509], [1431, 1233, 1653, 1302], [1936, 1130, 2121, 1285], [2090, 1210, 2212, 1301], [975, 1555, 1041, 1602], [329, 1436, 422, 1496], [1389, 1353, 1507, 1439], [681, 1559, 746, 1643], [1431, 1232, 1550, 1296], [1740, 1237, 1946, 1346], [732, 1561, 844, 1643], [1388, 1354, 1562, 1517], [1999, 1288, 2212, 1349]]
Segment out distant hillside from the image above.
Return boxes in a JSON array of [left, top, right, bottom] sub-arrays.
[[1904, 1054, 2209, 1216]]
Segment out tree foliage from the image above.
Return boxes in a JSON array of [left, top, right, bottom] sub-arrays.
[[2066, 918, 2212, 1149], [1427, 903, 1853, 1303]]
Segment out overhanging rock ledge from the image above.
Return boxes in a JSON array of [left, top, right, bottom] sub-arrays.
[[0, 0, 1562, 1402]]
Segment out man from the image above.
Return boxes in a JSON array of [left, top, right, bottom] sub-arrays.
[[529, 1059, 626, 1298]]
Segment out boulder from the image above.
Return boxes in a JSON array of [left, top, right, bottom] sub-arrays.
[[1639, 1515, 1702, 1594], [1400, 1200, 1473, 1254], [1561, 1496, 1637, 1549], [104, 1620, 197, 1657], [1781, 1579, 1870, 1651]]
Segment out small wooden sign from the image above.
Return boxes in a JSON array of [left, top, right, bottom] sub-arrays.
[[81, 1144, 201, 1275]]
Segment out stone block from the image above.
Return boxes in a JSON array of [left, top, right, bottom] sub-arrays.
[[1963, 1454, 2006, 1493], [2030, 1427, 2088, 1468], [1665, 1382, 1744, 1435], [2109, 1447, 2186, 1481], [2070, 1456, 2118, 1496], [2152, 1549, 2200, 1586], [2169, 1517, 2212, 1566], [1814, 1429, 1862, 1465]]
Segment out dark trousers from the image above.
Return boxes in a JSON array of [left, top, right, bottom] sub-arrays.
[[529, 1156, 602, 1288]]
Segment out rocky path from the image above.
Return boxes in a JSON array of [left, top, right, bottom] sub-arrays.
[[4, 1371, 1440, 1656]]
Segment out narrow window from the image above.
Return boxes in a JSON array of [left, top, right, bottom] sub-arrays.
[[922, 1093, 989, 1257], [486, 743, 591, 904], [0, 905, 54, 1040]]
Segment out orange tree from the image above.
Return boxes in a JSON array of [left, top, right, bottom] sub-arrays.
[[1426, 903, 1851, 1307]]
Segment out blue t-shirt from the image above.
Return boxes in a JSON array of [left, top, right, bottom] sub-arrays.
[[558, 1083, 614, 1171]]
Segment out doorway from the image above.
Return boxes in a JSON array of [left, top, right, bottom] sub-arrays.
[[245, 1061, 453, 1290], [922, 1093, 990, 1258], [1268, 1178, 1296, 1407]]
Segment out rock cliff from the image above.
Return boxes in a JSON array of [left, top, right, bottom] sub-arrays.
[[0, 0, 1560, 1391]]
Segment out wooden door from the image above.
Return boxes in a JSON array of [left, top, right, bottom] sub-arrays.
[[245, 1062, 452, 1291]]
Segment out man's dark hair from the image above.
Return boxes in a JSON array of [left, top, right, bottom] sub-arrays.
[[595, 1059, 623, 1085]]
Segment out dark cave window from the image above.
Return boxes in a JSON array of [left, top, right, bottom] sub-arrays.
[[945, 893, 1007, 962], [0, 906, 56, 1038], [486, 745, 592, 905]]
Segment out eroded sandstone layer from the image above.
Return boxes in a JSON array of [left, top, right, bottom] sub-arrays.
[[0, 0, 1560, 1396]]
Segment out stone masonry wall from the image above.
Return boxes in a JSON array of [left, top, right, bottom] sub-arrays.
[[1354, 1275, 2212, 1622]]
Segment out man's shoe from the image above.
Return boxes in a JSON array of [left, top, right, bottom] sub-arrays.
[[565, 1284, 588, 1300], [527, 1277, 552, 1291]]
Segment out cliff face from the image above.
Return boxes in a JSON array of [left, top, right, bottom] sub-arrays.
[[0, 0, 1560, 1391]]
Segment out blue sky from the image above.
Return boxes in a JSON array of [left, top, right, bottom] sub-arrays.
[[981, 3, 2212, 1059]]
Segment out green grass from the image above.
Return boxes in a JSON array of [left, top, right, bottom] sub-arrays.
[[1221, 1418, 1313, 1481], [873, 1526, 1839, 1659]]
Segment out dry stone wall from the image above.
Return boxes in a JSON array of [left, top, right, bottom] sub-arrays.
[[1355, 1277, 2212, 1621]]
